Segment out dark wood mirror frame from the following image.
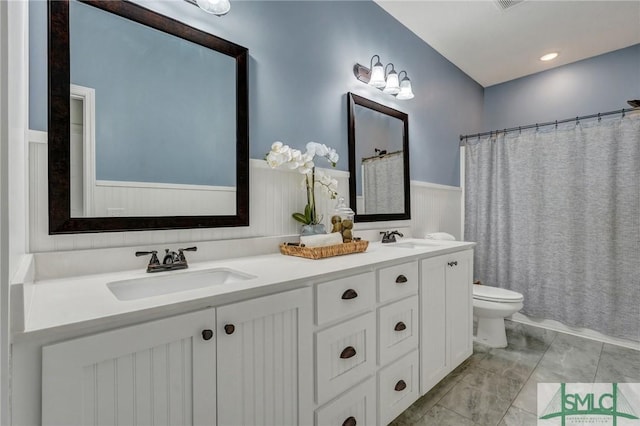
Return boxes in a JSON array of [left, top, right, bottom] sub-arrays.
[[48, 0, 249, 233], [347, 93, 411, 223]]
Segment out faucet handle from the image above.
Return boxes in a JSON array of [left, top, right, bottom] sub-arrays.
[[177, 246, 197, 262], [135, 250, 160, 266]]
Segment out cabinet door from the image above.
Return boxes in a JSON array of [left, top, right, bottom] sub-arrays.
[[419, 256, 448, 395], [42, 308, 216, 426], [446, 251, 473, 368], [216, 287, 313, 426]]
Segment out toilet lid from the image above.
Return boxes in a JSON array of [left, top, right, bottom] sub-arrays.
[[473, 285, 523, 302]]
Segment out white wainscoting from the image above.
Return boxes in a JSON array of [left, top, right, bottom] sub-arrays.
[[91, 180, 236, 217], [410, 180, 463, 241], [29, 131, 463, 252], [29, 132, 350, 252]]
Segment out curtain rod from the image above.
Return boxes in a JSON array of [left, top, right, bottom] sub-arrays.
[[459, 107, 639, 145]]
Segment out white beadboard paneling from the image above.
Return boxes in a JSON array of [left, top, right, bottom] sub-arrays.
[[92, 180, 236, 217], [410, 180, 462, 240], [29, 131, 462, 253], [29, 132, 350, 252]]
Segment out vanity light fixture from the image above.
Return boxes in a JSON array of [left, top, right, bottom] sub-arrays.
[[354, 55, 415, 100], [185, 0, 230, 16]]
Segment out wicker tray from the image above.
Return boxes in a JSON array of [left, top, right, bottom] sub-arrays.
[[279, 240, 369, 260]]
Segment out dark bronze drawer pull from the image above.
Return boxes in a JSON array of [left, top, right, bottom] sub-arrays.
[[340, 346, 357, 359], [394, 321, 407, 331], [342, 416, 357, 426], [341, 289, 358, 300], [395, 379, 407, 392], [201, 329, 213, 341], [224, 324, 235, 335], [395, 274, 408, 284], [447, 261, 458, 267]]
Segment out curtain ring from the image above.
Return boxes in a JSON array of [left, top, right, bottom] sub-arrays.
[[518, 126, 521, 134], [598, 113, 601, 122], [536, 123, 539, 131], [575, 116, 579, 125], [622, 109, 626, 118], [555, 120, 558, 129]]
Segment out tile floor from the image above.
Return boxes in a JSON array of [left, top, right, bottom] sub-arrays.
[[390, 320, 640, 426]]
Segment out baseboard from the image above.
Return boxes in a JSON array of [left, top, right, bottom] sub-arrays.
[[510, 312, 640, 351]]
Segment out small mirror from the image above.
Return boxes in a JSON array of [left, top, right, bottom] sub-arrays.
[[49, 0, 249, 233], [347, 93, 410, 222]]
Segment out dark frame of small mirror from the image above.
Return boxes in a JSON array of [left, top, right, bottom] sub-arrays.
[[347, 93, 411, 223], [48, 0, 249, 234]]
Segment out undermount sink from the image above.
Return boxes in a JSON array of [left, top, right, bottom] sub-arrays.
[[388, 240, 444, 249], [107, 268, 256, 301]]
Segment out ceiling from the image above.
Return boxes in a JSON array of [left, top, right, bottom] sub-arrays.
[[374, 0, 640, 87]]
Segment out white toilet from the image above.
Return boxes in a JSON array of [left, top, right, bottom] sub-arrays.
[[473, 284, 524, 348]]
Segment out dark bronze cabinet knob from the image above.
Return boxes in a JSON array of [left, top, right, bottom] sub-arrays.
[[394, 321, 407, 331], [201, 329, 213, 341], [340, 346, 357, 359], [394, 379, 407, 392], [342, 416, 357, 426], [341, 289, 358, 300], [395, 274, 408, 284], [224, 324, 235, 335]]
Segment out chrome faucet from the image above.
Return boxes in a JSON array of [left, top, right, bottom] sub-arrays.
[[380, 230, 404, 243], [136, 246, 197, 273]]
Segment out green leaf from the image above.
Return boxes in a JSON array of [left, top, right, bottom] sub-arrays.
[[292, 212, 309, 224]]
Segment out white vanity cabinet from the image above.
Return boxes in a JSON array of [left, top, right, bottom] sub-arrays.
[[42, 308, 217, 426], [420, 250, 473, 394], [32, 243, 475, 426], [42, 287, 313, 426]]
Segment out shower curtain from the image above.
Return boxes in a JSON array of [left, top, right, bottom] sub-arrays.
[[363, 151, 404, 214], [464, 112, 640, 342]]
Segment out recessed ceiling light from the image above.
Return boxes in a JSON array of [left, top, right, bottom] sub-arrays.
[[540, 52, 559, 62]]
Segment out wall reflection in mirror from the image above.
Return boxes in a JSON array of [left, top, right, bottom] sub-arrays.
[[347, 93, 410, 222], [69, 0, 236, 218], [49, 0, 249, 233]]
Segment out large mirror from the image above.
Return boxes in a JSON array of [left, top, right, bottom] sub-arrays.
[[347, 93, 410, 222], [48, 0, 249, 233]]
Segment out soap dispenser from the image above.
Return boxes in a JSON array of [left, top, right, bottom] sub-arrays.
[[331, 197, 355, 242]]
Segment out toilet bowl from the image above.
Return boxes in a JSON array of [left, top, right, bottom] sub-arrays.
[[473, 284, 524, 348]]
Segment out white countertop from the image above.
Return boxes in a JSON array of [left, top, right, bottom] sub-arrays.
[[21, 239, 474, 337]]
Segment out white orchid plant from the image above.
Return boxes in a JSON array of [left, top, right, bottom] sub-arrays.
[[266, 141, 339, 225]]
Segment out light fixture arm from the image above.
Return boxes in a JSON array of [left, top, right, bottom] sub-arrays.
[[384, 63, 396, 78]]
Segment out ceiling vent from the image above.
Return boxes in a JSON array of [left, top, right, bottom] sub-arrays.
[[494, 0, 525, 11]]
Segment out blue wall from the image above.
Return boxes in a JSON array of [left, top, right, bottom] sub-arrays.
[[29, 0, 484, 187], [69, 1, 236, 186], [484, 44, 640, 131]]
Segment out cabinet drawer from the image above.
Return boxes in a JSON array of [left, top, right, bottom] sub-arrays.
[[315, 377, 376, 426], [378, 261, 418, 303], [378, 296, 419, 366], [378, 350, 420, 426], [316, 313, 376, 404], [316, 272, 375, 326]]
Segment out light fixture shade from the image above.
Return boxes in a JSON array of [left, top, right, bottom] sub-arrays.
[[383, 70, 400, 95], [369, 60, 386, 88], [196, 0, 230, 15], [396, 75, 414, 100]]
